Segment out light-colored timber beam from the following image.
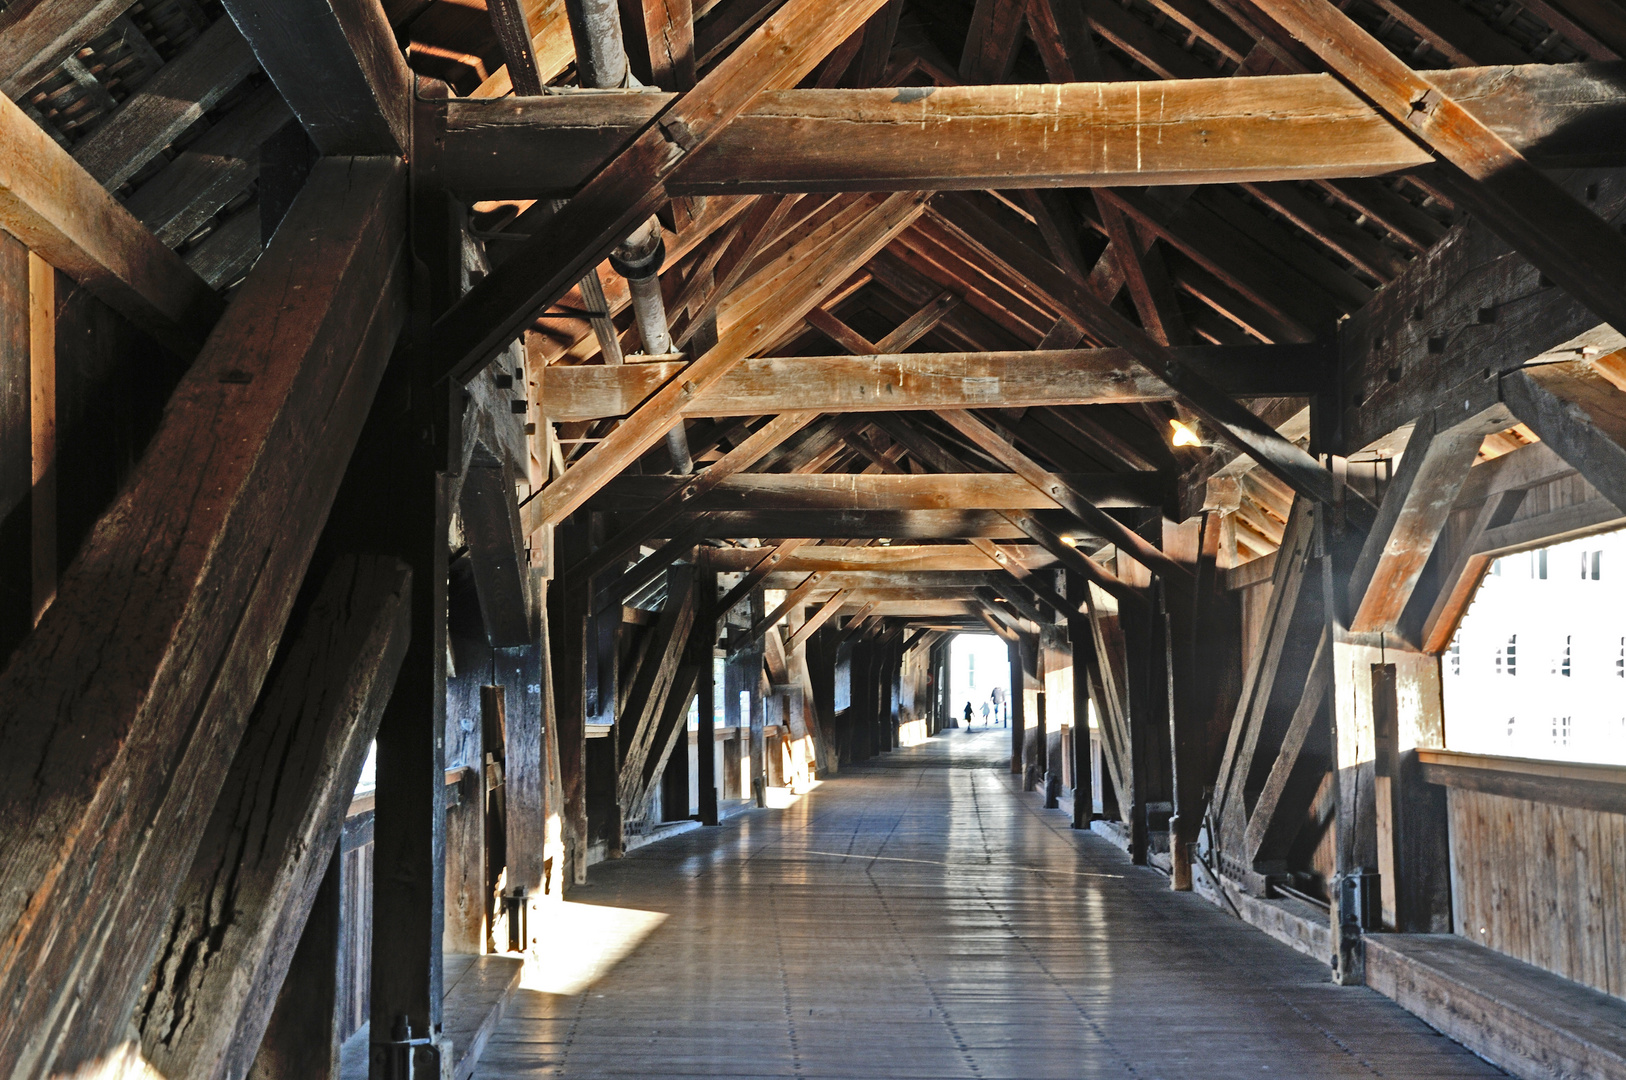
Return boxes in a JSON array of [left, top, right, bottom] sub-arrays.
[[538, 343, 1327, 421], [665, 508, 1080, 539], [0, 89, 223, 357], [707, 543, 1055, 572], [589, 470, 1170, 513], [424, 64, 1626, 198]]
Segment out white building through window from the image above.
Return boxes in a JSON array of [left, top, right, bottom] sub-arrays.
[[1443, 525, 1626, 765]]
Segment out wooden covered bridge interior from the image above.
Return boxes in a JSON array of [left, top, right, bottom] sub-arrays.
[[2, 0, 1626, 1075]]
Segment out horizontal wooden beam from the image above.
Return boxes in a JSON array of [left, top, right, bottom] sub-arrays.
[[663, 508, 1087, 539], [0, 89, 223, 357], [707, 543, 1055, 572], [760, 570, 1006, 590], [539, 344, 1326, 421], [427, 64, 1626, 198], [589, 471, 1168, 512]]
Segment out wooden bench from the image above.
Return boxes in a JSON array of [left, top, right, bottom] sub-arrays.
[[1366, 933, 1626, 1080]]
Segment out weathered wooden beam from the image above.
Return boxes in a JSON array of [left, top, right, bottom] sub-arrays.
[[428, 65, 1626, 198], [590, 470, 1168, 512], [538, 343, 1327, 420], [1209, 498, 1324, 870], [667, 507, 1059, 539], [708, 542, 1053, 572], [1240, 625, 1330, 869], [0, 89, 223, 358], [1501, 360, 1626, 515], [0, 156, 406, 1078], [138, 555, 411, 1080], [1251, 0, 1626, 346], [222, 0, 412, 155], [715, 538, 810, 618], [429, 0, 898, 389], [72, 16, 260, 190], [644, 0, 698, 90], [784, 590, 850, 653], [617, 566, 697, 818], [1339, 172, 1626, 455], [1346, 406, 1502, 634], [460, 459, 534, 647]]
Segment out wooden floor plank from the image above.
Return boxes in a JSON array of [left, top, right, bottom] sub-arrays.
[[474, 731, 1507, 1080]]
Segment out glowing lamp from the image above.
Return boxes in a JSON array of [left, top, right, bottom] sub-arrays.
[[1170, 419, 1202, 447]]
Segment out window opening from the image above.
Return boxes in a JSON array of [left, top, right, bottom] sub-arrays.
[[1443, 524, 1626, 765]]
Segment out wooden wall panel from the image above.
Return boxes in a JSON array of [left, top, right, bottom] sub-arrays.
[[1449, 787, 1626, 1000]]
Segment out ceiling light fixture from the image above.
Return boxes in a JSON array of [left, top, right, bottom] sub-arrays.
[[1170, 419, 1202, 447]]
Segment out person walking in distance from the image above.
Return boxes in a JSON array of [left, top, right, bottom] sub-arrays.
[[963, 701, 974, 728]]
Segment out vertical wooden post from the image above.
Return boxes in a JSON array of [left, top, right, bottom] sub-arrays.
[[1069, 615, 1094, 829], [1008, 635, 1026, 774], [747, 591, 767, 805], [550, 517, 591, 884], [367, 458, 449, 1076], [28, 251, 53, 624], [249, 847, 342, 1080], [1322, 510, 1376, 986], [696, 549, 719, 825], [0, 233, 28, 665]]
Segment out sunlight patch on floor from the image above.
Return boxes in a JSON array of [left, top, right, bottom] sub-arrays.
[[520, 901, 668, 997]]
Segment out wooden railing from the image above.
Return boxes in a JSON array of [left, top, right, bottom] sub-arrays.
[[1418, 749, 1626, 815]]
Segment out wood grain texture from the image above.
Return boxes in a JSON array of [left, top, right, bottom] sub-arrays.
[[0, 157, 406, 1079], [537, 344, 1323, 420], [432, 65, 1626, 198], [140, 555, 412, 1080]]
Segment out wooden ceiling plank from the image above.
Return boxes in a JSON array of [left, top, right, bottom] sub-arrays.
[[1096, 195, 1193, 347], [0, 0, 133, 100], [71, 15, 260, 191], [0, 89, 223, 357], [125, 84, 294, 248], [1251, 0, 1626, 347], [1241, 181, 1410, 282], [559, 410, 818, 578], [927, 189, 1375, 527]]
